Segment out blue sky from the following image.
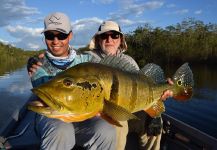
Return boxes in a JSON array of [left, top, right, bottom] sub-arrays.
[[0, 0, 216, 50]]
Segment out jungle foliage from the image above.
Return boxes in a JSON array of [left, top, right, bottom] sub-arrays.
[[125, 18, 217, 67], [0, 42, 41, 75]]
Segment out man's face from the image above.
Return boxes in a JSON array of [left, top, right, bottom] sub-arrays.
[[98, 31, 121, 56], [44, 30, 72, 57]]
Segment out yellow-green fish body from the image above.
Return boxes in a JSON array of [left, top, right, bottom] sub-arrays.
[[28, 56, 194, 126]]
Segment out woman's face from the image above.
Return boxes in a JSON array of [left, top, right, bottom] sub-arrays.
[[98, 31, 121, 56], [44, 30, 72, 57]]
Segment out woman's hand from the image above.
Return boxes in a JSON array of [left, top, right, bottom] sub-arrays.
[[161, 78, 174, 101]]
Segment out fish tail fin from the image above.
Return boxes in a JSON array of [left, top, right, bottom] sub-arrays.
[[172, 63, 194, 101]]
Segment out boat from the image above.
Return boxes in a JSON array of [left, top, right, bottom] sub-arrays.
[[160, 113, 217, 150], [1, 101, 217, 150]]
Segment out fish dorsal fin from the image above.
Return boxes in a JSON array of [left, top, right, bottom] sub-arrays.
[[173, 63, 194, 87], [140, 63, 166, 84], [96, 56, 139, 73], [102, 100, 139, 124]]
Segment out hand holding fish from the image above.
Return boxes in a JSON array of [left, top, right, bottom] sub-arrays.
[[27, 53, 44, 77], [161, 78, 174, 101]]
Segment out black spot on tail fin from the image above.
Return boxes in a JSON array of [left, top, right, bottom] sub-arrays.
[[140, 63, 166, 84]]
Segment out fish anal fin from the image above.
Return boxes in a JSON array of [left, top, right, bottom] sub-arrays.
[[103, 100, 139, 121], [145, 100, 165, 118], [100, 112, 123, 127]]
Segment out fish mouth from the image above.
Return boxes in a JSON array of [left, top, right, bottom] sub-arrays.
[[28, 88, 61, 115], [174, 87, 193, 101], [28, 88, 100, 122]]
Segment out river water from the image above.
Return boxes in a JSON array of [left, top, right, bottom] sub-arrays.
[[0, 64, 217, 138], [164, 64, 217, 139]]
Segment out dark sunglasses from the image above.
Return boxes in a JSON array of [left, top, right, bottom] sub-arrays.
[[44, 32, 69, 40], [100, 32, 120, 40]]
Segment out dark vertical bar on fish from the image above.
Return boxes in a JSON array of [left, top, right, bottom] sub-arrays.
[[110, 72, 119, 103], [129, 74, 137, 111]]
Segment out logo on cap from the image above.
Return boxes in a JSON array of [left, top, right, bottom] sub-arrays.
[[48, 15, 62, 25]]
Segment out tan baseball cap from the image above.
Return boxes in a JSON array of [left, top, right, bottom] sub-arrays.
[[96, 20, 123, 35], [41, 12, 72, 34]]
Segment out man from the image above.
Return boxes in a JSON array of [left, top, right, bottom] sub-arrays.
[[28, 12, 116, 150]]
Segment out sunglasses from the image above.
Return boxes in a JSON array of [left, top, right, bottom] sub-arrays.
[[44, 32, 69, 40], [100, 32, 120, 40]]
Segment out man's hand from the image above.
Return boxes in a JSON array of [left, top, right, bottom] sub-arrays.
[[27, 53, 44, 77]]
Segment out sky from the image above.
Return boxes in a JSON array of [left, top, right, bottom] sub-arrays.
[[0, 0, 216, 50]]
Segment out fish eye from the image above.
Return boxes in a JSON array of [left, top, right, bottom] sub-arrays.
[[63, 78, 73, 86], [177, 80, 182, 86]]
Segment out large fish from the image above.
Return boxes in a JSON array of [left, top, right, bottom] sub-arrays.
[[28, 56, 194, 127]]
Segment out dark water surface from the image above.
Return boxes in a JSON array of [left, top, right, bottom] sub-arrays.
[[0, 64, 217, 139], [164, 64, 217, 138]]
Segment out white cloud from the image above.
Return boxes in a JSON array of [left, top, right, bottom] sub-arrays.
[[4, 18, 104, 50], [0, 38, 9, 45], [91, 0, 114, 4], [194, 10, 202, 15], [175, 9, 189, 15], [6, 25, 42, 38], [166, 4, 176, 8], [6, 25, 43, 50], [3, 15, 153, 50], [165, 9, 189, 15], [0, 0, 39, 27], [27, 43, 41, 50], [71, 17, 103, 47], [109, 1, 164, 19]]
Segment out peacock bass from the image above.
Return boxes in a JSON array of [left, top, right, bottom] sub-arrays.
[[28, 56, 194, 127]]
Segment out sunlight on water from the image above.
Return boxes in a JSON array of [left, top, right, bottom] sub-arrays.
[[0, 72, 10, 79]]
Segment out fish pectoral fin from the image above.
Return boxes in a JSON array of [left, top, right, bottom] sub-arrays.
[[103, 100, 139, 122], [100, 112, 123, 127], [145, 100, 165, 118]]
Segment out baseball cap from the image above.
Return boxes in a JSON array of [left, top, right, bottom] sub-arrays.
[[41, 12, 72, 34], [96, 20, 123, 35]]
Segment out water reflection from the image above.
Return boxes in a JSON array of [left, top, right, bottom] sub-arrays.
[[0, 58, 27, 77], [0, 66, 32, 132]]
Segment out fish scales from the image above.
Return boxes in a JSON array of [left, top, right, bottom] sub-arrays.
[[28, 58, 194, 125], [58, 63, 159, 113], [97, 66, 157, 113]]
